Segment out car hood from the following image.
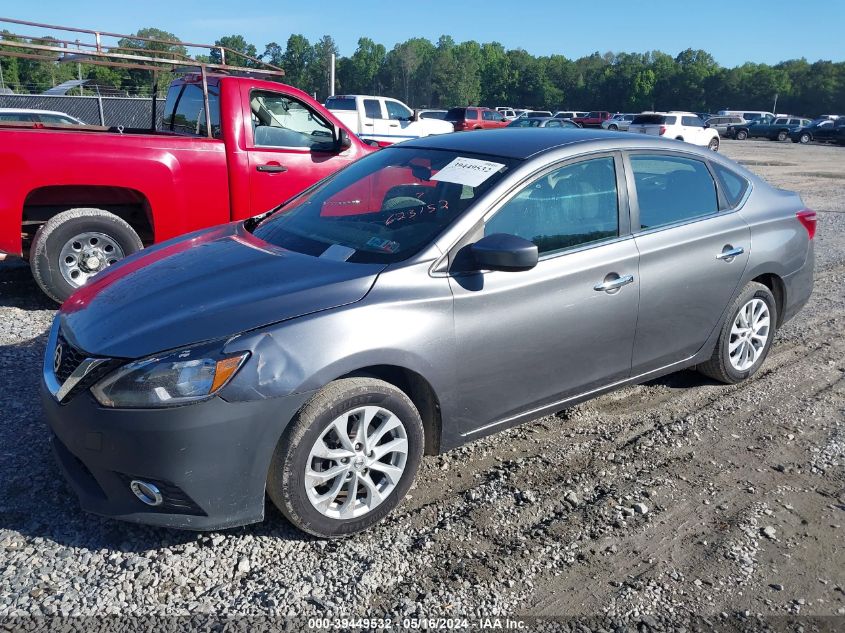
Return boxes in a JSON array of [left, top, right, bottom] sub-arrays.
[[60, 223, 386, 359]]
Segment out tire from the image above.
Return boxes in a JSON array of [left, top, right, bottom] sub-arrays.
[[675, 136, 684, 141], [698, 282, 777, 384], [799, 133, 811, 144], [608, 124, 618, 131], [776, 130, 788, 141], [708, 136, 720, 152], [30, 208, 143, 303], [736, 130, 748, 140], [267, 378, 425, 538]]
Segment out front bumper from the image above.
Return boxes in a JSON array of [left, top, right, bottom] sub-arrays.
[[41, 379, 314, 531]]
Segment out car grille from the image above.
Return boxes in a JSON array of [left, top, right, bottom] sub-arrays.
[[55, 334, 86, 384], [54, 333, 121, 403]]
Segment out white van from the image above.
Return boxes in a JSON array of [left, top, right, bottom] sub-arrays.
[[718, 110, 775, 122]]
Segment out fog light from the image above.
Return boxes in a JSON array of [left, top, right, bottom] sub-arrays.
[[130, 480, 163, 507]]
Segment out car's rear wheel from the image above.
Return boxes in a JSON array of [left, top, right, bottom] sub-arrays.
[[736, 130, 748, 140], [267, 378, 424, 538], [698, 282, 777, 384], [799, 133, 811, 144], [708, 137, 720, 151], [30, 208, 143, 303], [777, 130, 788, 141]]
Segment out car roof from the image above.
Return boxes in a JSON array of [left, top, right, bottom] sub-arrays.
[[399, 128, 670, 159]]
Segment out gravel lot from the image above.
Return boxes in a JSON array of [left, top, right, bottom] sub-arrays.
[[1, 139, 843, 629]]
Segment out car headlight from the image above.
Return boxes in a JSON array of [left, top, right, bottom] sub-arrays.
[[91, 340, 249, 408]]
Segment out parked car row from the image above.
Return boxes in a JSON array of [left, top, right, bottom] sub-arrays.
[[725, 116, 813, 141]]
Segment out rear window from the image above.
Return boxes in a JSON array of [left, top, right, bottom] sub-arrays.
[[364, 99, 383, 119], [632, 114, 675, 125], [445, 108, 467, 121], [325, 97, 356, 111], [161, 82, 221, 138]]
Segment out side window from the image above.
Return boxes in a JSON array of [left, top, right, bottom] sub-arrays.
[[250, 91, 335, 150], [630, 154, 719, 230], [364, 99, 383, 119], [711, 163, 750, 208], [546, 120, 562, 127], [482, 110, 495, 121], [385, 100, 412, 121], [663, 116, 677, 125], [0, 113, 35, 122], [165, 83, 221, 138], [485, 156, 619, 257], [682, 116, 703, 127], [467, 109, 478, 120]]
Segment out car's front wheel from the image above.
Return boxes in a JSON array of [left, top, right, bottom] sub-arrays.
[[608, 124, 618, 131], [698, 282, 777, 384], [799, 133, 811, 144], [736, 130, 748, 140], [267, 378, 424, 537]]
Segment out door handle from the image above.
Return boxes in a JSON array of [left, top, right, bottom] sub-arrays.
[[716, 246, 744, 260], [594, 274, 634, 292], [363, 123, 374, 126], [256, 164, 288, 173], [389, 123, 399, 127]]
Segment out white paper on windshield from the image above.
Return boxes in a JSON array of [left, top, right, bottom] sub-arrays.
[[430, 157, 506, 188]]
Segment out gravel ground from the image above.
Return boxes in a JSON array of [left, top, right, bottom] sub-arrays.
[[0, 140, 843, 630]]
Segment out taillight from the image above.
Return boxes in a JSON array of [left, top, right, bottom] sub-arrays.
[[659, 126, 667, 135], [796, 209, 817, 239]]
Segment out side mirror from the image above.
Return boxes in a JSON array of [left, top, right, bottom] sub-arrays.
[[703, 123, 710, 128], [470, 233, 538, 272], [336, 127, 352, 151]]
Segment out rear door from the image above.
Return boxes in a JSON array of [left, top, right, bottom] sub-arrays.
[[626, 151, 750, 373], [245, 88, 356, 214]]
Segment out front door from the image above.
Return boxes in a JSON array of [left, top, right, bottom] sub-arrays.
[[246, 89, 354, 214], [627, 152, 750, 373], [449, 154, 640, 434]]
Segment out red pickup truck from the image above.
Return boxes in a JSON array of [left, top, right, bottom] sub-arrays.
[[572, 111, 612, 128], [0, 74, 373, 301]]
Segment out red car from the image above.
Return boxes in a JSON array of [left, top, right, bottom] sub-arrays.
[[573, 111, 612, 127], [445, 107, 509, 131], [0, 74, 373, 302]]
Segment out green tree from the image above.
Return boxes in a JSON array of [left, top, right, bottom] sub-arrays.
[[281, 34, 314, 91], [211, 34, 259, 67]]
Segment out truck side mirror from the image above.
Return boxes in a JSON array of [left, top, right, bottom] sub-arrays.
[[335, 128, 352, 151]]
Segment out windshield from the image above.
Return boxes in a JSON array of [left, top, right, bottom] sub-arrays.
[[252, 147, 518, 264]]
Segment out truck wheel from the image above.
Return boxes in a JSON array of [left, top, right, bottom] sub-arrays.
[[736, 130, 748, 140], [267, 378, 424, 538], [776, 130, 788, 141], [30, 208, 143, 303]]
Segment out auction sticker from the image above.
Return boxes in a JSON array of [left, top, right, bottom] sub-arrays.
[[431, 157, 506, 187]]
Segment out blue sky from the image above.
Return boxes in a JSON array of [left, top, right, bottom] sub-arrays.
[[4, 0, 843, 67]]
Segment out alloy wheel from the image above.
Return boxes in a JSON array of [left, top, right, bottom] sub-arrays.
[[304, 406, 408, 519], [728, 298, 770, 371]]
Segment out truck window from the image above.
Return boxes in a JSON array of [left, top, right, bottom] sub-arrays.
[[364, 99, 383, 119], [162, 83, 221, 138], [385, 100, 412, 121], [250, 91, 336, 151], [325, 97, 356, 110]]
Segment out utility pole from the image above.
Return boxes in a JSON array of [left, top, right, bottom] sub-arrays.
[[772, 93, 779, 115], [329, 53, 335, 98]]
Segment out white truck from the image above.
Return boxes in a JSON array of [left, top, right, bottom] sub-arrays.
[[325, 95, 453, 146]]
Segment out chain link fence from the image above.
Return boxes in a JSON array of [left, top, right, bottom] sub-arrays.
[[0, 94, 164, 128]]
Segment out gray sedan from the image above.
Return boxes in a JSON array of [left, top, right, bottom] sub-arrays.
[[42, 129, 815, 537]]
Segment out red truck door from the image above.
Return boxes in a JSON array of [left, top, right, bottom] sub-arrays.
[[244, 88, 358, 214]]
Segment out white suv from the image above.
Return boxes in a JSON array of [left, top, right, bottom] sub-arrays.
[[627, 112, 721, 151]]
